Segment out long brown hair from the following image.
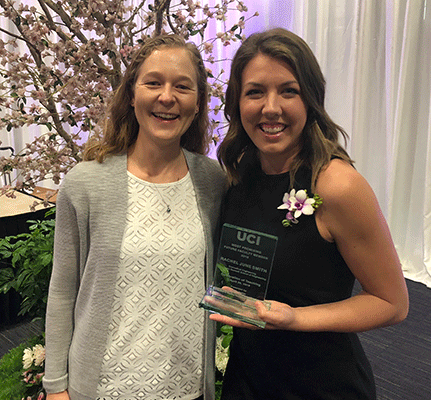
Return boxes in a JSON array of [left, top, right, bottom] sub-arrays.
[[217, 28, 353, 190], [84, 34, 211, 162]]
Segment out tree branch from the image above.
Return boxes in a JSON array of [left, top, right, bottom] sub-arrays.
[[166, 1, 179, 34], [0, 26, 39, 51], [154, 0, 171, 35], [37, 0, 71, 43], [45, 96, 81, 161]]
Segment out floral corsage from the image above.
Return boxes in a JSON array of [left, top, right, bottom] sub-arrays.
[[277, 189, 323, 227]]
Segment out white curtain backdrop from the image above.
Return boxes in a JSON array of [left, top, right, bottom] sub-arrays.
[[1, 0, 431, 288]]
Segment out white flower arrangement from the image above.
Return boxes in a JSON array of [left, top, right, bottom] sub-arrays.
[[21, 343, 46, 400], [277, 189, 323, 227]]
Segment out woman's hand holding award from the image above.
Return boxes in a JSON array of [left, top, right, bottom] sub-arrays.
[[199, 224, 278, 328]]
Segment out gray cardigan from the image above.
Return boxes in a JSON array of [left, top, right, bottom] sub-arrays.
[[43, 150, 227, 400]]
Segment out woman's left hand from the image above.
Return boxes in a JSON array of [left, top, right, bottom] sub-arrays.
[[209, 300, 295, 330]]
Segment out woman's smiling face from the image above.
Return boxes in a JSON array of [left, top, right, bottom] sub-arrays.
[[239, 53, 308, 173], [131, 47, 199, 148]]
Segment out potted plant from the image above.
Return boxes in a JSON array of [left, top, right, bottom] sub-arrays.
[[0, 208, 55, 328]]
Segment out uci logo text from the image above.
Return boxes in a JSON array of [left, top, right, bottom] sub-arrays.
[[237, 231, 261, 246]]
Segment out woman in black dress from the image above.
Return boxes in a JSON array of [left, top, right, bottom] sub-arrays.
[[211, 28, 409, 400]]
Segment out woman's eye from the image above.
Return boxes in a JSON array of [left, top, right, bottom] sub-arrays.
[[177, 84, 190, 90], [146, 81, 160, 86], [245, 89, 262, 97], [283, 87, 300, 95]]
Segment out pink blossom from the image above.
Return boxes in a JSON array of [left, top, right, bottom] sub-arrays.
[[237, 2, 248, 12], [203, 42, 214, 54]]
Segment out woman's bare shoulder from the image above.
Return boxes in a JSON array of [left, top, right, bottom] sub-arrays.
[[315, 159, 371, 205]]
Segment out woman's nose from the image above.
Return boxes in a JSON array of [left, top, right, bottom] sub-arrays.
[[159, 85, 175, 104], [262, 93, 282, 117]]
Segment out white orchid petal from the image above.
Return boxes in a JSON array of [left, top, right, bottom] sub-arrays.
[[289, 189, 296, 197], [295, 190, 307, 201], [305, 198, 315, 205], [302, 204, 315, 215], [294, 209, 302, 218], [282, 193, 290, 202], [288, 195, 297, 203], [277, 203, 289, 209]]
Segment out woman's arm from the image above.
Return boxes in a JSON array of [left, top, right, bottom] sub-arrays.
[[43, 180, 81, 393], [210, 159, 409, 332]]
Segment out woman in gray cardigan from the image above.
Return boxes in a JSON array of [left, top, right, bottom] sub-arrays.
[[43, 35, 227, 400]]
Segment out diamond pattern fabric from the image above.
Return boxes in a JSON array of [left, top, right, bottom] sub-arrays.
[[97, 172, 205, 400]]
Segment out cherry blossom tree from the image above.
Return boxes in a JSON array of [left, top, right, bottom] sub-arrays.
[[0, 0, 256, 199]]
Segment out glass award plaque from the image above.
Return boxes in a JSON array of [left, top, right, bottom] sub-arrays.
[[199, 224, 278, 328]]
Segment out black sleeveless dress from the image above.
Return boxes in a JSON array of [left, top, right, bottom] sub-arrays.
[[220, 155, 376, 400]]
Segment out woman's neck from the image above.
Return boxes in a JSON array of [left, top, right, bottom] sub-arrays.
[[127, 141, 188, 183], [259, 152, 296, 175]]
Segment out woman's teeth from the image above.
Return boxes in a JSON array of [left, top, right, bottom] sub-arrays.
[[153, 112, 178, 120], [260, 124, 285, 133]]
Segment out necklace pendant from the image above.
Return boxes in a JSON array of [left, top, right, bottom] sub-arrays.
[[166, 205, 171, 213]]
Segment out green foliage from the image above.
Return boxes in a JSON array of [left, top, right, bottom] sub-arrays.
[[0, 208, 55, 325], [0, 335, 43, 400], [0, 344, 26, 399], [220, 324, 233, 350], [216, 262, 231, 286], [215, 379, 223, 400]]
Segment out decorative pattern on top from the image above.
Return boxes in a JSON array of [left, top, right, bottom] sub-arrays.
[[97, 173, 205, 399]]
